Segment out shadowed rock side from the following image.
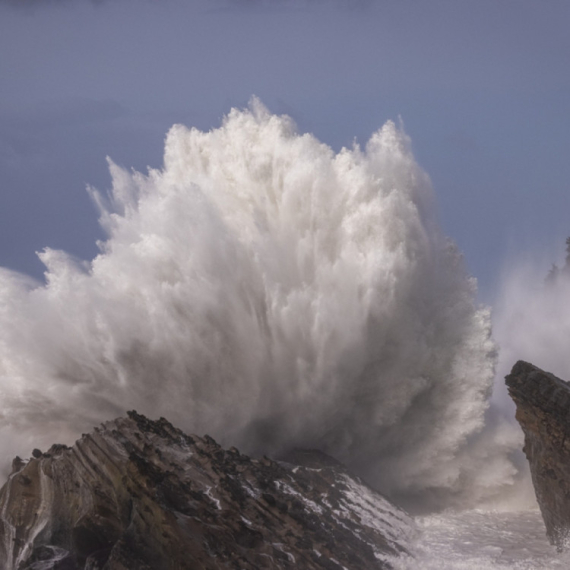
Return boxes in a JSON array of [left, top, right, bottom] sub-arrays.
[[506, 361, 570, 548], [0, 411, 413, 570]]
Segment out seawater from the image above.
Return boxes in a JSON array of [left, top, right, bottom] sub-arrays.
[[394, 509, 570, 570]]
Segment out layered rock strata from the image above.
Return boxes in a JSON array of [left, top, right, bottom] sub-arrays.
[[506, 360, 570, 547], [0, 411, 412, 569]]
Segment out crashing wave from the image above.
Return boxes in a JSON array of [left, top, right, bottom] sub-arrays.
[[0, 99, 515, 508]]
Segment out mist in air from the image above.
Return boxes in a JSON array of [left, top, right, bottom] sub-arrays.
[[0, 101, 525, 511], [494, 243, 570, 398]]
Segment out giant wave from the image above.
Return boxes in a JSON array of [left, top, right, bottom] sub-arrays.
[[0, 100, 518, 509]]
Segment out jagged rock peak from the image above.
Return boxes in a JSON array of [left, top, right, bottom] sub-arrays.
[[506, 361, 570, 548], [0, 411, 413, 569]]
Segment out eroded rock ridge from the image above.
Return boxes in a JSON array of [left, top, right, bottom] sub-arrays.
[[0, 411, 412, 569]]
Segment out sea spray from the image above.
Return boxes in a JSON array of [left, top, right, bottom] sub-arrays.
[[495, 252, 570, 390], [0, 100, 516, 508]]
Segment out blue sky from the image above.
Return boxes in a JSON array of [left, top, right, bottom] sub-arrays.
[[1, 0, 569, 301]]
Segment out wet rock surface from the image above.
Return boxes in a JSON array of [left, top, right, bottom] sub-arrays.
[[0, 411, 412, 569], [506, 361, 570, 547]]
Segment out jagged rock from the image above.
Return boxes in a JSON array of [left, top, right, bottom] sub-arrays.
[[10, 457, 25, 476], [506, 361, 570, 548], [0, 411, 413, 569]]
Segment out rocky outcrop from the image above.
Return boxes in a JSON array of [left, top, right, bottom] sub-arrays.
[[0, 411, 413, 569], [506, 361, 570, 547]]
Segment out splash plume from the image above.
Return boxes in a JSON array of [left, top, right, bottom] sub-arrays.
[[495, 248, 570, 387], [0, 100, 511, 507]]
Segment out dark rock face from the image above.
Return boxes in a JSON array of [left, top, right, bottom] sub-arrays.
[[506, 361, 570, 547], [0, 411, 413, 569]]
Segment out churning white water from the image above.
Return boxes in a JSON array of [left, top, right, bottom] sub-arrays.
[[393, 509, 570, 569], [0, 100, 561, 565]]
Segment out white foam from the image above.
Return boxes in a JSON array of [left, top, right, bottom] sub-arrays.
[[0, 99, 513, 506], [392, 509, 570, 570]]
